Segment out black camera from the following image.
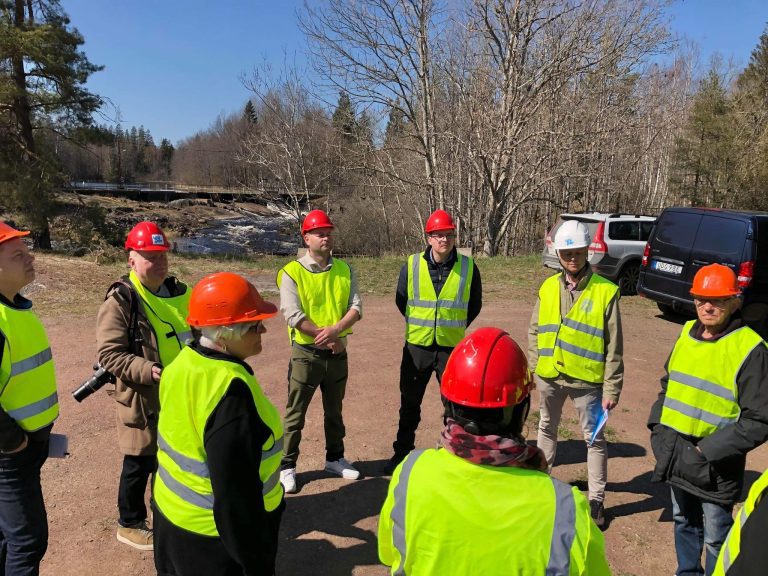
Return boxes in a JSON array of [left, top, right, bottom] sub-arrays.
[[72, 363, 115, 403]]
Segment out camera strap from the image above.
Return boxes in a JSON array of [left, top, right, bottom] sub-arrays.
[[106, 280, 142, 354]]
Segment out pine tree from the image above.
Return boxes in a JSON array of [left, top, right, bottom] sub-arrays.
[[244, 100, 258, 125], [332, 91, 357, 145]]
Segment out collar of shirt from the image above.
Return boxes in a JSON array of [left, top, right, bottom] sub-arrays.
[[299, 252, 333, 272], [0, 291, 32, 310], [560, 263, 592, 292], [425, 246, 457, 268]]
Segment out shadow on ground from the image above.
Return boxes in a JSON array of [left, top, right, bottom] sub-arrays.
[[553, 439, 646, 466], [277, 466, 390, 576]]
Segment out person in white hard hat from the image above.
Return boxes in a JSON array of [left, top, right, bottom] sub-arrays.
[[527, 219, 625, 529]]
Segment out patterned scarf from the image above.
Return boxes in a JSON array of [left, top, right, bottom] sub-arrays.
[[440, 418, 548, 471]]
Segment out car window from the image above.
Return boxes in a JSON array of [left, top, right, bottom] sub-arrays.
[[608, 221, 639, 240], [640, 221, 654, 241], [755, 219, 768, 261], [655, 211, 701, 248], [694, 216, 747, 259]]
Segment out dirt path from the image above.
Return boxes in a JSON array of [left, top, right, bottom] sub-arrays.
[[37, 295, 768, 576]]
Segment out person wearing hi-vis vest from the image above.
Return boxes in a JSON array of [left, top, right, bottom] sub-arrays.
[[153, 272, 284, 576], [378, 327, 610, 575], [277, 210, 362, 494], [382, 209, 482, 476], [713, 467, 768, 576], [648, 264, 768, 576], [528, 219, 624, 530], [96, 221, 192, 551], [0, 222, 59, 575]]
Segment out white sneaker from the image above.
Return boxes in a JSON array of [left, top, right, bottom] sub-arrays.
[[325, 457, 361, 480], [280, 468, 297, 494]]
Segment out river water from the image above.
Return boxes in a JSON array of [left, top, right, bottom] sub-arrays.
[[174, 207, 300, 256]]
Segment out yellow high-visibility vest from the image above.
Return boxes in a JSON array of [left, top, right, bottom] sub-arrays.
[[154, 346, 284, 536], [536, 273, 618, 383], [405, 253, 473, 347], [0, 300, 58, 432], [276, 259, 352, 345], [660, 320, 764, 438], [128, 270, 191, 365], [714, 468, 768, 575], [378, 448, 610, 575]]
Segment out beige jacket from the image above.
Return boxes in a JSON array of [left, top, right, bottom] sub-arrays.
[[527, 266, 624, 402], [96, 276, 187, 456]]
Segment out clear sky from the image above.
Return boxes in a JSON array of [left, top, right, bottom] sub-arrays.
[[61, 0, 768, 147]]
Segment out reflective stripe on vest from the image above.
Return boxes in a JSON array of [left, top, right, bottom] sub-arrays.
[[276, 259, 352, 346], [405, 253, 473, 347], [154, 347, 284, 536], [389, 450, 578, 575], [0, 302, 59, 432], [661, 321, 763, 438], [128, 271, 191, 366], [536, 273, 618, 383], [714, 469, 768, 576]]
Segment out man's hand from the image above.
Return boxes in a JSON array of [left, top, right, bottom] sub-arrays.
[[327, 337, 346, 355], [151, 364, 163, 383], [314, 325, 341, 347], [602, 398, 618, 411]]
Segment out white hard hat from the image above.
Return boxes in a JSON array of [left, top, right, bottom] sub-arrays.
[[553, 220, 591, 250]]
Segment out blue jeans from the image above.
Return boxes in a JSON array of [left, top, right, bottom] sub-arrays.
[[671, 486, 733, 576], [0, 437, 49, 576]]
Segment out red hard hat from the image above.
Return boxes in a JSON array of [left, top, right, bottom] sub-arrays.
[[690, 263, 740, 298], [125, 221, 170, 251], [425, 209, 456, 233], [301, 210, 334, 234], [187, 272, 278, 327], [0, 222, 30, 246], [441, 327, 532, 409]]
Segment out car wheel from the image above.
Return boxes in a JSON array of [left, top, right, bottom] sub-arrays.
[[618, 262, 640, 296], [657, 302, 675, 316]]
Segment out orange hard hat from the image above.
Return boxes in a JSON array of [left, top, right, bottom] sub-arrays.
[[301, 210, 334, 234], [690, 263, 740, 298], [125, 221, 170, 251], [425, 209, 456, 233], [187, 272, 278, 327], [441, 327, 532, 409], [0, 222, 30, 246]]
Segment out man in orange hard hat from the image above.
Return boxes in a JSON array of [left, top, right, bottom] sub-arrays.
[[0, 222, 59, 574], [96, 221, 192, 550], [382, 209, 482, 475], [277, 210, 362, 493], [648, 263, 768, 576], [378, 328, 609, 575]]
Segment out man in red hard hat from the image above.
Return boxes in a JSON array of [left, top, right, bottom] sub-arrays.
[[96, 221, 192, 550], [382, 209, 482, 474], [276, 210, 362, 493], [648, 264, 768, 576], [378, 327, 609, 575], [0, 222, 59, 574]]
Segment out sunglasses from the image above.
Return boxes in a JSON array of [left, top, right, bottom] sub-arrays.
[[247, 321, 263, 333]]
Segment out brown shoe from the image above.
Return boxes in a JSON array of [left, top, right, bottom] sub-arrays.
[[116, 521, 154, 551], [589, 500, 606, 530]]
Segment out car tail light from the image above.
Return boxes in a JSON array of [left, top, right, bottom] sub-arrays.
[[738, 261, 754, 289], [590, 222, 607, 253], [641, 242, 650, 268]]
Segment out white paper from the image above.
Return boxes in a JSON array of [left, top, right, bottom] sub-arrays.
[[48, 433, 69, 458]]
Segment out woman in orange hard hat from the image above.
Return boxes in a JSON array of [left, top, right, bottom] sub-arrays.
[[648, 264, 768, 576], [153, 272, 284, 576]]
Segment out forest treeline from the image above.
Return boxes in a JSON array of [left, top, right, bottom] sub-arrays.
[[3, 1, 768, 255]]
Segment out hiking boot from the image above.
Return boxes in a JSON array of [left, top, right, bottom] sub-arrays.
[[381, 453, 407, 476], [590, 499, 606, 530], [116, 521, 154, 551], [280, 468, 297, 494], [325, 457, 361, 480]]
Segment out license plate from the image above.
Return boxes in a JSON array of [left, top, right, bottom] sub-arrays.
[[652, 260, 682, 275]]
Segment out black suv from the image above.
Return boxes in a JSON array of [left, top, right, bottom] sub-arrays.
[[637, 207, 768, 336]]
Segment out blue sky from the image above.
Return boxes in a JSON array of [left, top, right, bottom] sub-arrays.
[[61, 0, 768, 146]]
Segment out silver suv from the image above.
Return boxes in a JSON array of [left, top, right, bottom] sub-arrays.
[[543, 213, 656, 295]]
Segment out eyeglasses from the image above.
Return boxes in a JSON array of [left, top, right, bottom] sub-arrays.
[[694, 298, 732, 308], [428, 232, 456, 240], [247, 321, 263, 333]]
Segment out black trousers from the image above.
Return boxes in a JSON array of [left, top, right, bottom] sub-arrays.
[[392, 343, 452, 456], [118, 454, 156, 527]]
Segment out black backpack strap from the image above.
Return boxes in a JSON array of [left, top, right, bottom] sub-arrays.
[[105, 280, 143, 352]]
